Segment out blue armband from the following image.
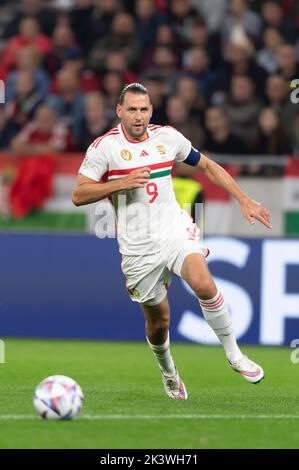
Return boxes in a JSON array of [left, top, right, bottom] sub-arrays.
[[184, 147, 201, 166]]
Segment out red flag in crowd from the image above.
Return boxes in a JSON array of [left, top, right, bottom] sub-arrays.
[[10, 156, 54, 218]]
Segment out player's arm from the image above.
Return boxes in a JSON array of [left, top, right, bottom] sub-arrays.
[[197, 152, 272, 229], [72, 169, 151, 206]]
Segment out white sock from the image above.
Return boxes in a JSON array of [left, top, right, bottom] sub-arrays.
[[146, 332, 176, 376], [199, 289, 243, 363]]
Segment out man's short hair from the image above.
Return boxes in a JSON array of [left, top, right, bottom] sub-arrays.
[[118, 83, 150, 104]]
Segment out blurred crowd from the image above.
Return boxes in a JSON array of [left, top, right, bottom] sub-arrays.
[[0, 0, 298, 176]]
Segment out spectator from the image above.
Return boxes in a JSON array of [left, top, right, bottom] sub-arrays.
[[251, 107, 291, 155], [275, 44, 299, 82], [244, 107, 290, 176], [0, 107, 20, 150], [44, 23, 81, 77], [6, 46, 50, 102], [88, 12, 141, 73], [222, 0, 263, 44], [0, 3, 18, 44], [185, 17, 221, 67], [261, 0, 297, 44], [146, 46, 179, 92], [166, 95, 204, 149], [203, 106, 248, 155], [265, 74, 298, 140], [154, 23, 182, 50], [168, 0, 198, 42], [135, 0, 164, 49], [101, 72, 124, 121], [223, 75, 262, 145], [256, 27, 284, 74], [2, 0, 57, 39], [138, 23, 184, 74], [186, 17, 209, 49], [282, 0, 299, 28], [69, 0, 95, 53], [0, 17, 52, 78], [10, 104, 72, 155], [182, 46, 217, 98], [91, 0, 123, 41], [143, 72, 168, 124], [190, 0, 226, 33], [282, 0, 299, 29], [77, 92, 111, 151], [175, 75, 206, 121], [61, 50, 101, 93], [47, 67, 85, 138], [104, 51, 138, 85], [215, 42, 267, 99], [6, 70, 44, 129]]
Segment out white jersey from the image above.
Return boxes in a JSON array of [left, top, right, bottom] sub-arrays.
[[79, 123, 199, 255]]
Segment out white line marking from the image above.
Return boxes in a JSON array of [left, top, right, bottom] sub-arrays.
[[0, 414, 299, 421]]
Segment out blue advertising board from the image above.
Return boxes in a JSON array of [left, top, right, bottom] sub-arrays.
[[0, 234, 298, 345]]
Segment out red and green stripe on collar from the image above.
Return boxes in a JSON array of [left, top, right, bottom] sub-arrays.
[[107, 160, 173, 181]]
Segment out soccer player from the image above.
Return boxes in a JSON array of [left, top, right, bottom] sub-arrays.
[[72, 83, 271, 400]]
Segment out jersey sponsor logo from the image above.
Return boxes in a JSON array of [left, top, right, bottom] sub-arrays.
[[156, 144, 166, 155], [140, 150, 149, 157], [120, 149, 132, 161]]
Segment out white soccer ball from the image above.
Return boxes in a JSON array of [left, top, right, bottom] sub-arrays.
[[33, 375, 84, 420]]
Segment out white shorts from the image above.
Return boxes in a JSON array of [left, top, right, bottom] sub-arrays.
[[121, 214, 209, 306]]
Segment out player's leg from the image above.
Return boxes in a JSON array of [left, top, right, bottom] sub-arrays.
[[180, 252, 242, 360], [121, 252, 188, 399], [177, 252, 264, 384], [141, 296, 174, 374], [141, 297, 187, 399]]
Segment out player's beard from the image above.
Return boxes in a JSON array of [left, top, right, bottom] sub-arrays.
[[127, 123, 148, 141]]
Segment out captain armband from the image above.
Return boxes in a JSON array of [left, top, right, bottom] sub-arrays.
[[183, 147, 201, 166]]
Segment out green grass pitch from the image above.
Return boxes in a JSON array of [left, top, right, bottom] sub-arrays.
[[0, 339, 298, 449]]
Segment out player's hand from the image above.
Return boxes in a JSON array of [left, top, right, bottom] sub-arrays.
[[120, 167, 151, 190], [240, 197, 272, 229]]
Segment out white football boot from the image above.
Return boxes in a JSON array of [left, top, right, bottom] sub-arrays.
[[228, 355, 264, 384], [161, 365, 188, 400]]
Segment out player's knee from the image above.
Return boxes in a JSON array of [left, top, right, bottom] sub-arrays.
[[191, 277, 216, 300], [148, 317, 169, 336]]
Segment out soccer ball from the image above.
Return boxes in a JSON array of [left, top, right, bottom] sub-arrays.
[[33, 375, 84, 420]]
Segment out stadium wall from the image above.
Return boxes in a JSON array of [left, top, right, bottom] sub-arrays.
[[1, 234, 298, 346]]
